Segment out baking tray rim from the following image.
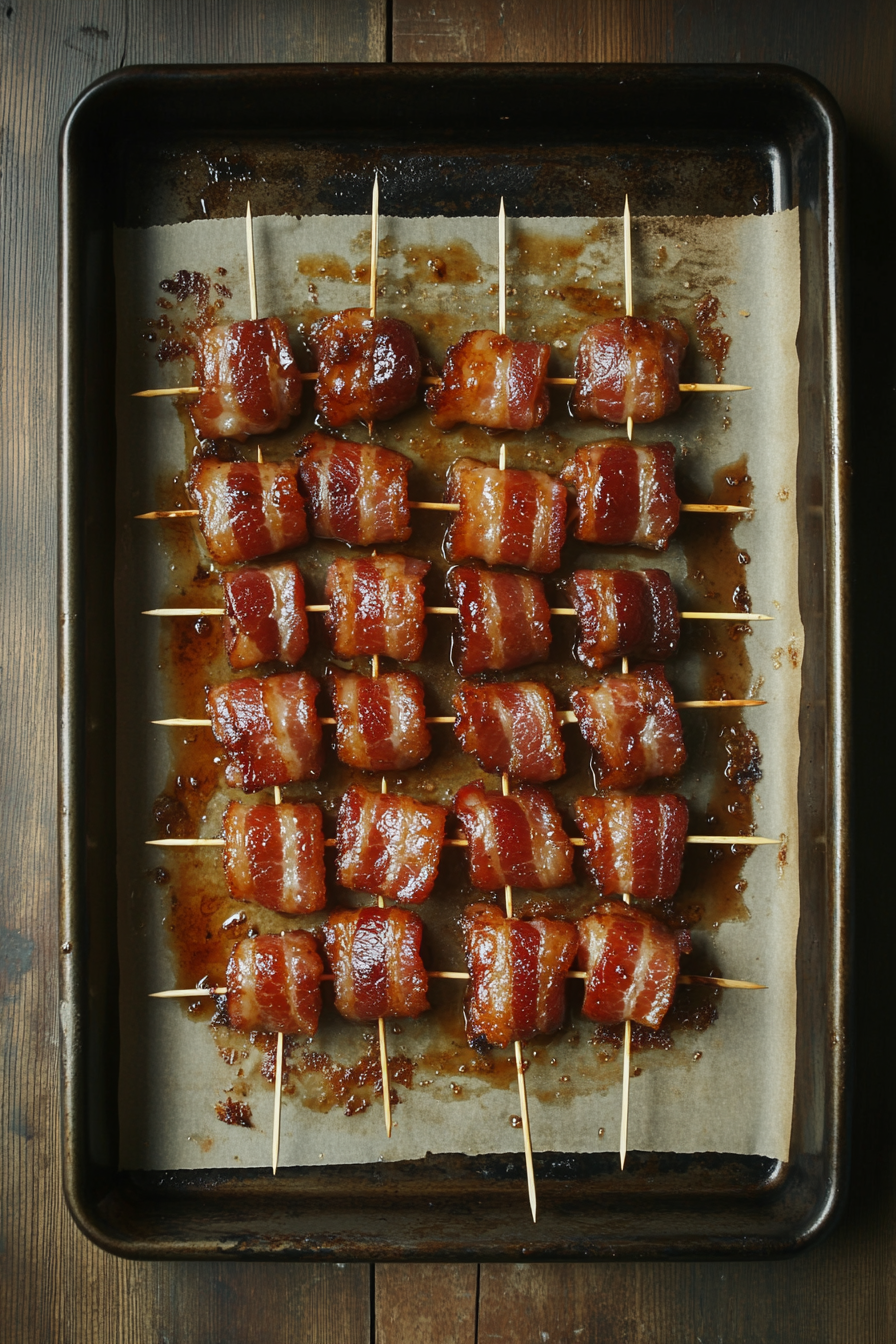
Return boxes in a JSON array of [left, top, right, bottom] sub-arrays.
[[58, 59, 851, 1261]]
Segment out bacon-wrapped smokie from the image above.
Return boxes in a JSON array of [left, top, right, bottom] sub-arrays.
[[453, 681, 566, 782], [226, 930, 324, 1036], [310, 308, 422, 428], [448, 566, 552, 675], [295, 432, 412, 546], [462, 902, 578, 1048], [221, 562, 309, 670], [574, 793, 689, 901], [569, 665, 686, 789], [566, 567, 680, 670], [190, 317, 305, 441], [425, 330, 550, 431], [444, 457, 568, 574], [560, 441, 680, 550], [323, 907, 430, 1021], [327, 668, 431, 772], [189, 459, 309, 566], [206, 670, 323, 792], [455, 781, 574, 891], [572, 316, 689, 425], [576, 901, 691, 1029], [324, 555, 430, 661], [336, 785, 447, 905], [222, 801, 327, 914]]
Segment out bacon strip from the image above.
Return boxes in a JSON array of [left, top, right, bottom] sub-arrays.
[[453, 681, 566, 782], [444, 457, 568, 574], [222, 562, 309, 670], [328, 668, 431, 772], [572, 316, 688, 424], [310, 308, 421, 427], [189, 459, 309, 565], [323, 907, 430, 1021], [559, 442, 680, 550], [577, 901, 690, 1029], [222, 801, 327, 914], [574, 793, 689, 900], [455, 781, 574, 891], [206, 671, 323, 792], [425, 330, 551, 430], [226, 931, 324, 1035], [461, 903, 578, 1047], [296, 432, 412, 546], [324, 555, 430, 661], [448, 566, 552, 675], [567, 568, 680, 670], [191, 317, 304, 441], [336, 785, 447, 904], [569, 665, 686, 789]]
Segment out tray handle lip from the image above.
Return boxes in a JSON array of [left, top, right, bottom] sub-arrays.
[[57, 59, 850, 142]]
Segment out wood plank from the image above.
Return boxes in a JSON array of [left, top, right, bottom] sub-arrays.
[[391, 0, 673, 61], [0, 2, 383, 1340], [375, 1264, 478, 1344]]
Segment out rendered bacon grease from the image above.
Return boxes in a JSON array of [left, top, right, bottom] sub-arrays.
[[225, 931, 324, 1036], [444, 457, 568, 574], [206, 670, 323, 791], [569, 664, 686, 789], [221, 562, 309, 670], [455, 781, 574, 891], [222, 801, 327, 914], [461, 903, 578, 1048], [190, 317, 305, 441], [566, 567, 680, 670], [425, 329, 551, 431], [576, 901, 691, 1030], [574, 793, 689, 901], [327, 668, 431, 772], [189, 459, 309, 565], [560, 441, 681, 550], [452, 681, 566, 782], [323, 907, 430, 1022], [336, 785, 447, 905], [572, 316, 688, 424], [310, 308, 422, 428], [324, 555, 430, 662], [295, 432, 412, 546]]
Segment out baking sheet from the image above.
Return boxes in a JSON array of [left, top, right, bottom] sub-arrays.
[[113, 207, 801, 1170]]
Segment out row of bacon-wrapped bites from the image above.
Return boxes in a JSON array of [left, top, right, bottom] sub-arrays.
[[224, 896, 691, 1047], [188, 436, 682, 570], [220, 552, 679, 675], [205, 661, 685, 793], [186, 312, 690, 444], [221, 785, 689, 916]]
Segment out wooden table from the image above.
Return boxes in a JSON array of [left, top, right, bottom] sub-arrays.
[[3, 2, 892, 1338]]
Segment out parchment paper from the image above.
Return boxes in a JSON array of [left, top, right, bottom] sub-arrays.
[[114, 208, 802, 1169]]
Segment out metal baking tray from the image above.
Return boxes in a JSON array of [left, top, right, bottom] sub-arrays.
[[59, 63, 849, 1260]]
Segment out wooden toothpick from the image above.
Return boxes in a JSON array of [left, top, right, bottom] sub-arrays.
[[272, 1030, 284, 1174], [147, 831, 777, 851], [246, 201, 258, 322], [150, 972, 765, 999], [369, 172, 380, 321], [500, 768, 537, 1222], [498, 197, 507, 337]]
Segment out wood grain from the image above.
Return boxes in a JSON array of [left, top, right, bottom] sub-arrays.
[[375, 1264, 478, 1343], [2, 0, 894, 1339]]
